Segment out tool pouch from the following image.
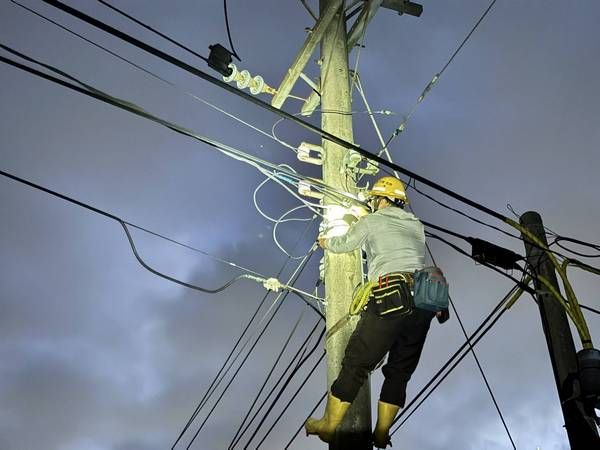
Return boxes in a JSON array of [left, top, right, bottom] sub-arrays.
[[371, 276, 413, 318], [413, 266, 449, 312]]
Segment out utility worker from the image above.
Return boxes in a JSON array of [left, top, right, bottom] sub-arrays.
[[305, 176, 437, 448]]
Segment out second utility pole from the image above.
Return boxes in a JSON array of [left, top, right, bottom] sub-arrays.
[[321, 1, 372, 448]]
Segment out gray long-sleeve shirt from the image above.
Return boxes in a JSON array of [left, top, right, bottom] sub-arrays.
[[325, 206, 425, 281]]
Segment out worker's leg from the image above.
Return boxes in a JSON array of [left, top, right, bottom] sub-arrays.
[[373, 308, 434, 448], [380, 308, 434, 406], [331, 306, 404, 403], [305, 306, 402, 443]]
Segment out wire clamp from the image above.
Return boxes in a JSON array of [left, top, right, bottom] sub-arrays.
[[263, 277, 283, 292]]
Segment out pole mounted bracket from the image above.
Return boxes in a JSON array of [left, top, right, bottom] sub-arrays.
[[298, 142, 324, 165]]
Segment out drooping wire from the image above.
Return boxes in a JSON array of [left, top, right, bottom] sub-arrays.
[[0, 167, 258, 293], [223, 0, 241, 61], [551, 236, 600, 259], [95, 0, 209, 62]]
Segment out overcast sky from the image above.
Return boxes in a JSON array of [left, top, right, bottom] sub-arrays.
[[1, 1, 599, 449]]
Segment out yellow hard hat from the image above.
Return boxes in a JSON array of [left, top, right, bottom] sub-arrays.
[[368, 176, 409, 204]]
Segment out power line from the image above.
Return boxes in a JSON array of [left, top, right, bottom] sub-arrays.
[[423, 239, 517, 450], [283, 391, 326, 449], [223, 0, 241, 60], [241, 335, 326, 448], [228, 317, 323, 449], [254, 349, 326, 448], [39, 0, 518, 226], [0, 167, 266, 293], [95, 0, 209, 62], [179, 250, 319, 449], [389, 280, 529, 435], [0, 45, 332, 216], [384, 0, 498, 145]]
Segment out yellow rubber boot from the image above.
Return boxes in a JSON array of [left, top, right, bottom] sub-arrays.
[[373, 400, 400, 448], [304, 393, 351, 443]]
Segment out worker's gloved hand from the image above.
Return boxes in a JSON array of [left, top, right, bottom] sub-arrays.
[[318, 236, 327, 249], [348, 205, 369, 218], [436, 308, 450, 324]]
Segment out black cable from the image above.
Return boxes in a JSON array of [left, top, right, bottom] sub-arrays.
[[284, 391, 326, 449], [39, 0, 516, 226], [0, 46, 321, 198], [120, 222, 246, 293], [182, 290, 289, 449], [241, 328, 327, 449], [424, 241, 517, 450], [223, 0, 241, 61], [8, 0, 165, 82], [171, 292, 273, 449], [95, 0, 209, 62], [412, 182, 521, 240], [439, 0, 497, 76], [0, 167, 251, 294], [255, 351, 326, 448], [228, 317, 323, 449], [173, 224, 318, 448], [581, 304, 600, 316], [183, 250, 317, 449], [391, 300, 510, 435], [552, 236, 600, 258], [388, 281, 526, 433]]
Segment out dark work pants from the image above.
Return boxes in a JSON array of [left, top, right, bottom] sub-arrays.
[[331, 301, 434, 407]]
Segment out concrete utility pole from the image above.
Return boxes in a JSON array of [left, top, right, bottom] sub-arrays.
[[520, 211, 600, 449], [321, 1, 372, 448]]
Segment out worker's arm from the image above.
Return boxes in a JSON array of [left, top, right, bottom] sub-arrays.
[[321, 216, 370, 253]]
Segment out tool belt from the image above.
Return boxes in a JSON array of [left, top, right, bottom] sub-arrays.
[[326, 272, 415, 341], [370, 272, 414, 317]]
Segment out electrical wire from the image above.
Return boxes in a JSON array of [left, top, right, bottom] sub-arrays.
[[389, 279, 529, 435], [0, 167, 259, 293], [299, 0, 318, 21], [172, 227, 318, 448], [10, 0, 312, 164], [241, 331, 326, 448], [228, 317, 323, 449], [0, 44, 333, 220], [180, 248, 318, 449], [226, 309, 311, 449], [283, 391, 326, 449], [254, 351, 326, 448], [384, 0, 498, 146], [420, 238, 517, 449], [223, 0, 241, 60], [273, 206, 317, 259], [551, 236, 600, 258], [95, 0, 209, 62], [39, 0, 522, 228]]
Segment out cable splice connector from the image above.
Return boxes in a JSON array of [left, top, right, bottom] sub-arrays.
[[263, 277, 283, 292]]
